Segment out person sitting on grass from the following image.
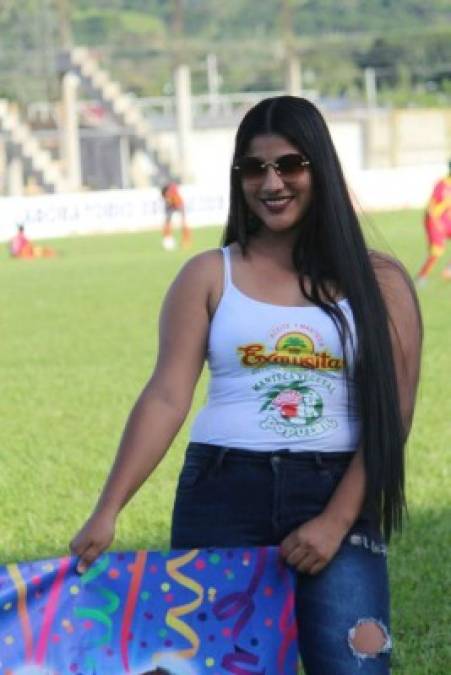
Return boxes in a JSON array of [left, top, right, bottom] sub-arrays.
[[9, 224, 56, 259]]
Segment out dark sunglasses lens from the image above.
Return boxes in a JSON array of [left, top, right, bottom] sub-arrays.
[[237, 158, 264, 179], [277, 155, 307, 175]]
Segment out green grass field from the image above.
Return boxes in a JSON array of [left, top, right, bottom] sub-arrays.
[[1, 211, 450, 673]]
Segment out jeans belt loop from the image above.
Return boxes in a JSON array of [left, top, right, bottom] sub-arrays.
[[270, 453, 281, 474], [213, 446, 229, 473], [314, 452, 324, 468]]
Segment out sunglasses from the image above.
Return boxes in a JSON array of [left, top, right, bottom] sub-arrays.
[[233, 153, 311, 182]]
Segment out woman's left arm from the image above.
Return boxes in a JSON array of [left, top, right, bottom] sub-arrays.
[[280, 254, 422, 574], [280, 449, 366, 574], [371, 253, 423, 433]]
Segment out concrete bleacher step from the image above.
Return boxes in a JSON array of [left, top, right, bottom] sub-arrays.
[[0, 99, 68, 193]]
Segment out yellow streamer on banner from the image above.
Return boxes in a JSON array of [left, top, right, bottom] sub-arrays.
[[154, 549, 204, 660], [7, 564, 33, 662]]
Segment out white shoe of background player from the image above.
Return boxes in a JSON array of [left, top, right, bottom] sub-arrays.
[[162, 235, 176, 251]]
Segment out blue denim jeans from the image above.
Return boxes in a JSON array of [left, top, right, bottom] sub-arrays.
[[171, 443, 391, 675]]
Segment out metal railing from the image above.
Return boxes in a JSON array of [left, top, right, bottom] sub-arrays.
[[26, 90, 319, 129]]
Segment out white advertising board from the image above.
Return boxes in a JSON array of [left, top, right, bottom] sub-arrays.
[[0, 186, 229, 243]]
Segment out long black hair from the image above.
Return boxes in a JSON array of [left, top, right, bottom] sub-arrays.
[[223, 95, 415, 540]]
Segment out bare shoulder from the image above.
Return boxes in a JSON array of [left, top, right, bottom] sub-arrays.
[[369, 249, 415, 297], [168, 248, 224, 314], [170, 248, 222, 291], [176, 248, 223, 283], [369, 250, 422, 332], [155, 250, 224, 385]]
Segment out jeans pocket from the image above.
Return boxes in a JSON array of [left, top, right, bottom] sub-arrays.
[[177, 454, 210, 490]]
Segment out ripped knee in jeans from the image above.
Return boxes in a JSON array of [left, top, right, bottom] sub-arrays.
[[348, 618, 392, 660]]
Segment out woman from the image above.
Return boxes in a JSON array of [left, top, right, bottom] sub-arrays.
[[71, 96, 422, 674]]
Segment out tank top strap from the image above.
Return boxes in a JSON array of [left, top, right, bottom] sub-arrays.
[[221, 246, 232, 290]]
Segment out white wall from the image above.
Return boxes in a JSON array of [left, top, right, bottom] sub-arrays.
[[346, 164, 445, 212], [157, 120, 365, 190], [158, 126, 235, 191]]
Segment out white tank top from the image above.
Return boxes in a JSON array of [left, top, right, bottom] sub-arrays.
[[190, 247, 361, 452]]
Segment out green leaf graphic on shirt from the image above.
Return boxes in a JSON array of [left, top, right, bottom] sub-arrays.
[[279, 336, 308, 352]]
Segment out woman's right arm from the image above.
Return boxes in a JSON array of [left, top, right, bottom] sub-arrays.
[[70, 251, 219, 572]]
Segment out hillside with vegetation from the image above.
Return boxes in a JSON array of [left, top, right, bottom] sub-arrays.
[[0, 0, 450, 106]]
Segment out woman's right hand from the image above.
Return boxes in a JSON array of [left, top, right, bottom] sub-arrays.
[[70, 510, 117, 574]]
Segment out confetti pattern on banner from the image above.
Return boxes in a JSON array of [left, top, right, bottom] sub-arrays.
[[0, 547, 298, 674]]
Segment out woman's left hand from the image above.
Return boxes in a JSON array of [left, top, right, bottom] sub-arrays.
[[280, 514, 348, 575]]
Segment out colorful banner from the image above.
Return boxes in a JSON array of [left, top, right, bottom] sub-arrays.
[[0, 547, 298, 674]]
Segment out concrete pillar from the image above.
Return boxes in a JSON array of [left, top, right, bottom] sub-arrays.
[[364, 68, 377, 109], [364, 110, 393, 169], [119, 135, 131, 189], [389, 110, 400, 167], [60, 72, 82, 190], [0, 140, 6, 195], [285, 54, 302, 97], [207, 53, 221, 114], [7, 156, 25, 196], [174, 63, 193, 183]]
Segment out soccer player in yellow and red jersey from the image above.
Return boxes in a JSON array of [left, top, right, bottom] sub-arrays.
[[416, 161, 451, 284]]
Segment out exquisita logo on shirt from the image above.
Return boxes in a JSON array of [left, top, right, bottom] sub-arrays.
[[237, 331, 344, 370]]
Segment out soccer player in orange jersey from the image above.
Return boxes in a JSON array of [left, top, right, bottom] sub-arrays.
[[161, 183, 191, 250]]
